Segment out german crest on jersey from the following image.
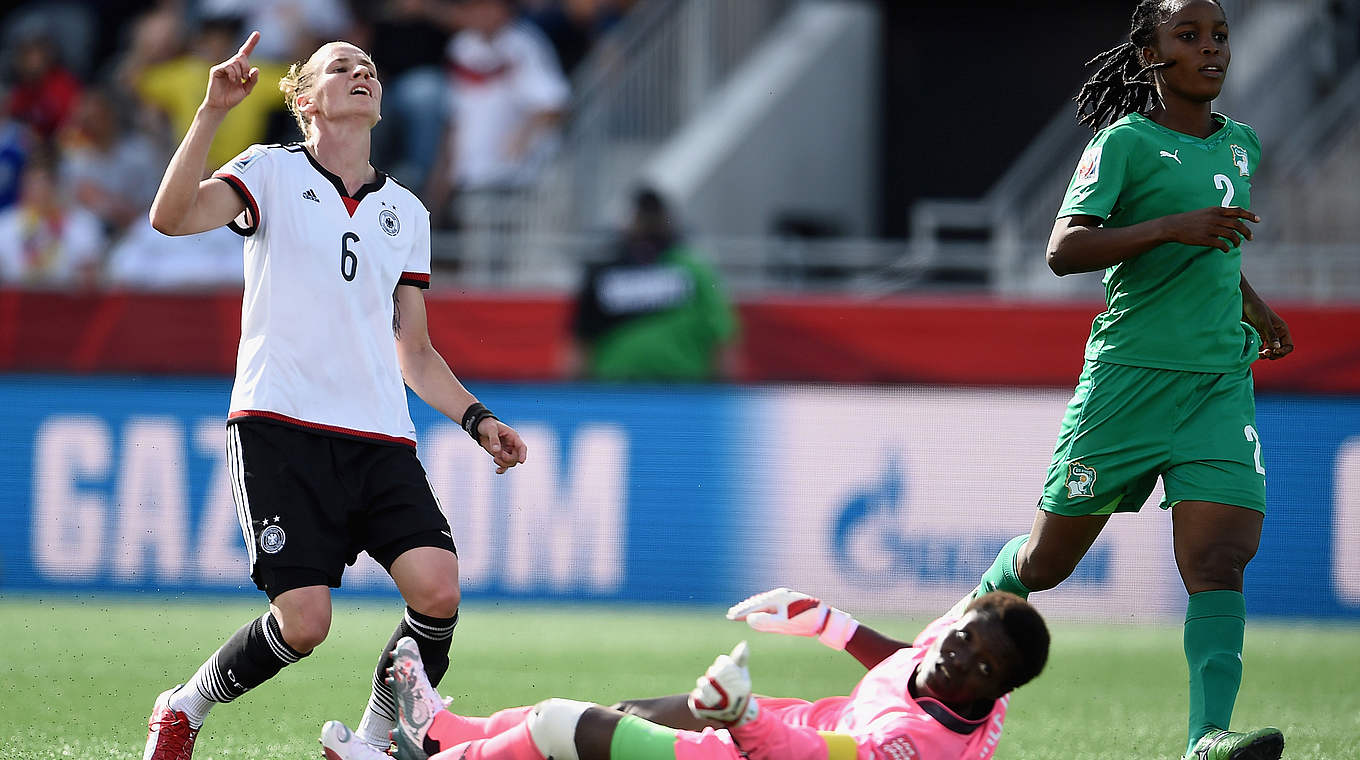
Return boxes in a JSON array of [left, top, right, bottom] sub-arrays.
[[379, 208, 400, 236], [1230, 144, 1250, 177], [1065, 461, 1097, 498], [1074, 145, 1101, 186]]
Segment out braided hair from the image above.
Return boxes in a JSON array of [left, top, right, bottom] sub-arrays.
[[1074, 0, 1224, 131]]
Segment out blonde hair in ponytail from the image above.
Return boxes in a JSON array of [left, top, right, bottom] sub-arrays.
[[279, 53, 323, 139]]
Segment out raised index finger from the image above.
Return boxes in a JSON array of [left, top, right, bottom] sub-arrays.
[[1223, 206, 1260, 223], [238, 30, 261, 58]]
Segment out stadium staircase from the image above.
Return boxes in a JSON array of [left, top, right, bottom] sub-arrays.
[[434, 0, 798, 289], [433, 0, 1359, 302]]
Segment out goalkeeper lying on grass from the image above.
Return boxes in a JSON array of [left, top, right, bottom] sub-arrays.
[[320, 588, 1049, 760]]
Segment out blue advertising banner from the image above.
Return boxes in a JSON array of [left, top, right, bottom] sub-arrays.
[[0, 376, 741, 604], [1253, 396, 1360, 616], [737, 387, 1360, 621], [1, 376, 1357, 619]]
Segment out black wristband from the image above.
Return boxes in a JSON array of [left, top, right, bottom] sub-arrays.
[[461, 402, 498, 441]]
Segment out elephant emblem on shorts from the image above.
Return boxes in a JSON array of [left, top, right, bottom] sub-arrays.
[[1066, 461, 1097, 498]]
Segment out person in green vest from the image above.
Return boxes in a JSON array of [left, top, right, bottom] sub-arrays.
[[569, 187, 739, 382]]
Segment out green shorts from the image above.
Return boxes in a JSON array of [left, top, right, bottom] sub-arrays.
[[1040, 360, 1267, 516]]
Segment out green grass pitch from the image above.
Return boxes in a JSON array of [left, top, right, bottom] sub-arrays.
[[2, 596, 1357, 760]]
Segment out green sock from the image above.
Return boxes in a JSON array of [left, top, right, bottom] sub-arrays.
[[978, 534, 1032, 599], [1183, 590, 1246, 755], [610, 714, 682, 759]]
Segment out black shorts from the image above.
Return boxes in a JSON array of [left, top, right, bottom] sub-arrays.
[[226, 419, 456, 599]]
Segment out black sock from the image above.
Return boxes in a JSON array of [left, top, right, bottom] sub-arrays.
[[171, 612, 307, 725], [355, 607, 458, 747]]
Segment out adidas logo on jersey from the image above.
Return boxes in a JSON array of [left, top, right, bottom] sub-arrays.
[[301, 188, 320, 203]]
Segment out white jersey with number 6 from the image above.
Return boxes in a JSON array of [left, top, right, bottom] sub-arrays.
[[214, 143, 431, 447]]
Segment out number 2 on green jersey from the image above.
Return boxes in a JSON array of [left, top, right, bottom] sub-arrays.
[[1214, 174, 1235, 207], [1244, 425, 1266, 476]]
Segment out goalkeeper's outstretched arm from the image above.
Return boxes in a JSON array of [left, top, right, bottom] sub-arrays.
[[842, 625, 912, 670], [727, 588, 912, 670]]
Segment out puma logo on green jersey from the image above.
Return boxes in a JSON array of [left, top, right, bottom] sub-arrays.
[[1066, 461, 1097, 498], [1159, 149, 1182, 164]]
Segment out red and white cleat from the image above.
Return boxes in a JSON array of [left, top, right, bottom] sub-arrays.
[[143, 687, 199, 760]]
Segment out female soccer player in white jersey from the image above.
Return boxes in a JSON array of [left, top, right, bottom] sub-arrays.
[[960, 2, 1292, 759], [141, 32, 528, 760]]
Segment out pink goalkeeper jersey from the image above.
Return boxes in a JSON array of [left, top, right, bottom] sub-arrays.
[[727, 615, 1009, 760]]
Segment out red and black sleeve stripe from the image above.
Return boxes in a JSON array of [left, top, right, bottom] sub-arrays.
[[212, 173, 260, 236], [398, 271, 431, 289]]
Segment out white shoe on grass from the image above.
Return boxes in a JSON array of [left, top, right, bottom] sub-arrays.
[[319, 720, 391, 760]]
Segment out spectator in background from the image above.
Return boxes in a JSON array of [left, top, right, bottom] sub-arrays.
[[0, 149, 104, 287], [200, 0, 357, 64], [0, 116, 31, 213], [126, 14, 290, 171], [58, 87, 165, 236], [569, 187, 739, 382], [362, 0, 460, 192], [426, 0, 570, 225], [5, 28, 82, 142], [105, 218, 243, 290], [523, 0, 626, 75]]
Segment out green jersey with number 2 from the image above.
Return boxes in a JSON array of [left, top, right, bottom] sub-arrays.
[[1058, 112, 1262, 373]]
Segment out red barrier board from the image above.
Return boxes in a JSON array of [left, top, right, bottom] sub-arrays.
[[1, 288, 1356, 392], [737, 296, 1360, 393]]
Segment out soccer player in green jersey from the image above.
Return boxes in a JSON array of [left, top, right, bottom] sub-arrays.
[[957, 2, 1293, 759]]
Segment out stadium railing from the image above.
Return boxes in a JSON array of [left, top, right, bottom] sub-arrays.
[[434, 0, 799, 278], [430, 230, 1360, 303]]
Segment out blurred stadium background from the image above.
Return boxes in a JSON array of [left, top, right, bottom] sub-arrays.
[[1, 0, 1358, 758]]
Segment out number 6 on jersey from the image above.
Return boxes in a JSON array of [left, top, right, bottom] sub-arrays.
[[340, 232, 360, 281]]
